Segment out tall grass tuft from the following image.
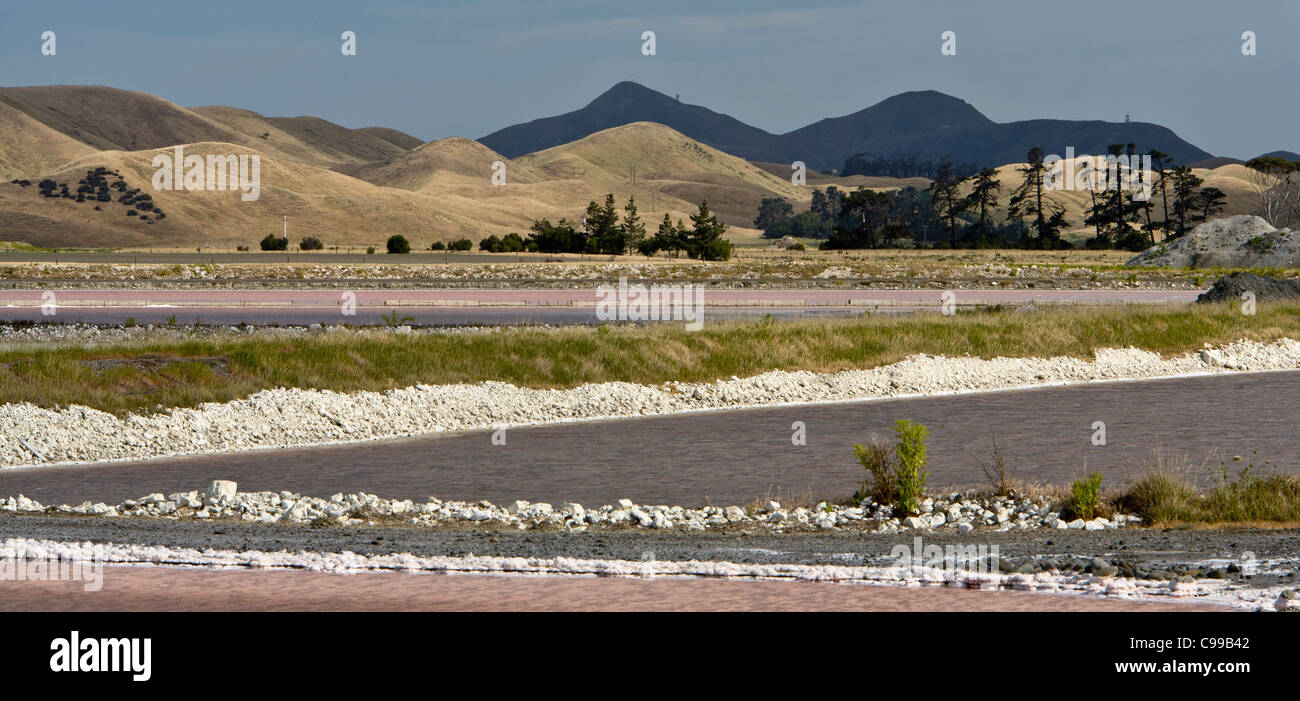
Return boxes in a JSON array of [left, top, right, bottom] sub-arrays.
[[893, 419, 930, 516], [1065, 470, 1104, 520]]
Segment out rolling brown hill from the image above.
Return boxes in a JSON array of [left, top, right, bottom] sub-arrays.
[[0, 100, 97, 181], [0, 86, 238, 153], [0, 85, 1268, 250]]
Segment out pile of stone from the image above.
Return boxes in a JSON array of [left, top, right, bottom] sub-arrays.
[[3, 338, 1299, 469], [1196, 271, 1300, 303], [1127, 215, 1300, 269], [1, 480, 1143, 534]]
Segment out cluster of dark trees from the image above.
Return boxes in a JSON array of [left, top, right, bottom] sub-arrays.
[[1243, 156, 1300, 230], [478, 233, 526, 253], [842, 153, 981, 180], [756, 144, 1234, 252], [519, 194, 732, 260], [756, 186, 933, 249], [1075, 146, 1224, 251], [431, 239, 474, 251], [22, 167, 165, 221]]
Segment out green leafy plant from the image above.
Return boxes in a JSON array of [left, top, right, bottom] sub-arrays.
[[852, 419, 929, 514], [382, 310, 414, 327], [892, 419, 929, 515], [851, 438, 897, 506], [1067, 470, 1104, 520], [386, 235, 411, 254]]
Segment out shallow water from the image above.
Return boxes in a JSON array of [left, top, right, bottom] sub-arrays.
[[2, 371, 1296, 507]]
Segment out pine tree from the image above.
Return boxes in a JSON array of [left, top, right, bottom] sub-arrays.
[[622, 195, 645, 253], [963, 167, 1001, 238], [1008, 146, 1067, 245], [686, 200, 731, 260], [927, 162, 967, 246]]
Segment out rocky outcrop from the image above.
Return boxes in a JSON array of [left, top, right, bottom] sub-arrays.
[[1127, 215, 1300, 269], [1197, 272, 1300, 303]]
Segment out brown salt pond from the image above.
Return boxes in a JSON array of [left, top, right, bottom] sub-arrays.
[[0, 566, 1230, 612]]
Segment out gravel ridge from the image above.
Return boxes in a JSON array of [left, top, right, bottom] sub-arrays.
[[3, 338, 1299, 468]]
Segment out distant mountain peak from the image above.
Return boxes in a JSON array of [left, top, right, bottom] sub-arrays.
[[479, 82, 1211, 170]]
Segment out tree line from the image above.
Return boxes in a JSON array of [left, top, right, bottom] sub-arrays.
[[512, 194, 733, 260], [756, 145, 1237, 251]]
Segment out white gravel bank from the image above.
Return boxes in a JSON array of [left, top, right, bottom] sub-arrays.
[[3, 537, 1295, 611], [3, 338, 1299, 469]]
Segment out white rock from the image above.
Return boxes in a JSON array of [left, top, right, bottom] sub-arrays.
[[205, 480, 237, 505]]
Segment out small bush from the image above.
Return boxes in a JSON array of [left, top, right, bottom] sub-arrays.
[[430, 241, 446, 251], [299, 236, 324, 251], [1066, 471, 1104, 520], [1122, 469, 1200, 524], [851, 419, 929, 515], [366, 246, 376, 255], [1204, 458, 1300, 522], [851, 437, 897, 506], [260, 234, 288, 251], [386, 235, 410, 254], [972, 432, 1018, 497], [892, 419, 929, 515]]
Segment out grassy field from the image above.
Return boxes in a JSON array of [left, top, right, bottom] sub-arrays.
[[2, 303, 1298, 416]]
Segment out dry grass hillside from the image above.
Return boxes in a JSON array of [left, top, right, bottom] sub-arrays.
[[527, 122, 809, 228], [340, 137, 548, 189], [983, 158, 1261, 241], [0, 101, 97, 180], [0, 142, 561, 248], [357, 127, 424, 150], [0, 86, 238, 152], [0, 86, 418, 171], [0, 86, 1270, 250]]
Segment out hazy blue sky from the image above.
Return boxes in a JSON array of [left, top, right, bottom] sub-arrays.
[[4, 0, 1297, 158]]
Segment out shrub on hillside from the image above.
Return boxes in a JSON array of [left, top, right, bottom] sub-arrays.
[[260, 234, 289, 251], [299, 236, 324, 251], [386, 235, 411, 254]]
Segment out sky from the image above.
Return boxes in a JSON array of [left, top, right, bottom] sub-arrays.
[[3, 0, 1297, 158]]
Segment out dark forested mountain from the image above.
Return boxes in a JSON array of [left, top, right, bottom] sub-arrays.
[[479, 81, 784, 162], [480, 82, 1214, 172]]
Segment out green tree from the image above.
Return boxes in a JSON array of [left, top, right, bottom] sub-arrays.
[[622, 196, 646, 253], [1170, 166, 1204, 237], [754, 196, 794, 236], [584, 194, 623, 254], [963, 167, 1001, 238], [386, 234, 411, 254], [1007, 146, 1067, 245], [686, 200, 731, 260], [653, 214, 685, 257], [259, 234, 288, 251], [927, 162, 968, 246]]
